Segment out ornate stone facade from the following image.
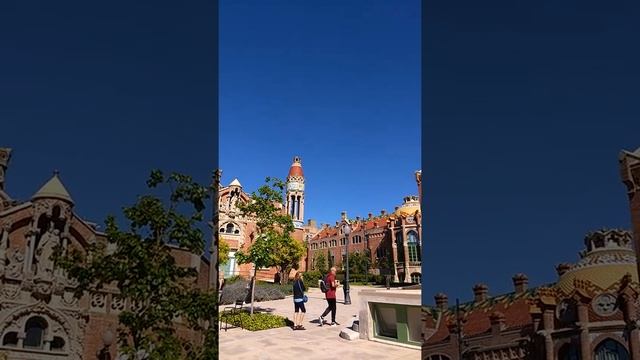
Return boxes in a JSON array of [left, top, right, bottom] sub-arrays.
[[217, 156, 317, 282], [621, 147, 640, 282], [423, 146, 640, 360], [0, 148, 211, 359], [307, 176, 422, 283], [423, 229, 640, 360]]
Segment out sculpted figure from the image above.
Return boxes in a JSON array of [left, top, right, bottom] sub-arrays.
[[35, 224, 60, 278]]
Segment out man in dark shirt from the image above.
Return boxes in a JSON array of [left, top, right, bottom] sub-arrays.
[[319, 267, 340, 326]]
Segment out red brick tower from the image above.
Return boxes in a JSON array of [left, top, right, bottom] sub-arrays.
[[285, 156, 305, 228], [620, 147, 640, 281]]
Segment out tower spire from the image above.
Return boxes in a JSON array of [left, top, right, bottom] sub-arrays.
[[286, 156, 305, 227]]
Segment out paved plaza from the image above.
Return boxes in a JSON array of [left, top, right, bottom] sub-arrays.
[[219, 285, 421, 360]]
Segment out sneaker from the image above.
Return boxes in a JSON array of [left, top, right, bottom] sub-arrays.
[[334, 321, 340, 326], [319, 316, 325, 326], [330, 322, 337, 327]]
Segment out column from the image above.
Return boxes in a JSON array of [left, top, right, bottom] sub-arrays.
[[390, 229, 399, 282], [402, 225, 410, 266], [24, 228, 36, 274], [0, 224, 8, 272], [542, 309, 555, 360], [622, 290, 640, 360], [299, 195, 304, 221], [577, 301, 592, 360]]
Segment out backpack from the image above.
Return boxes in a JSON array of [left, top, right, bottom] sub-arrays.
[[320, 275, 330, 293]]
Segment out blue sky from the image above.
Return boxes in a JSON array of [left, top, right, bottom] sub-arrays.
[[423, 0, 640, 304], [219, 0, 421, 227], [1, 1, 216, 229]]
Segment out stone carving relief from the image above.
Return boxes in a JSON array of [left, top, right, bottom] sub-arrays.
[[90, 292, 106, 312], [556, 300, 576, 323], [1, 281, 21, 300], [0, 148, 11, 191], [593, 293, 618, 316], [111, 295, 125, 313], [5, 248, 25, 279], [61, 290, 79, 307]]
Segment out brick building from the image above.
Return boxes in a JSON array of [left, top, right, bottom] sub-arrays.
[[307, 172, 423, 284], [217, 156, 318, 282], [422, 146, 640, 360], [0, 148, 212, 360]]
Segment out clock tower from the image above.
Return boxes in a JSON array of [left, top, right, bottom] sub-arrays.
[[286, 156, 305, 228]]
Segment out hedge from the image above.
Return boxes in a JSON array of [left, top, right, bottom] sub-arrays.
[[220, 279, 293, 305], [220, 311, 291, 331]]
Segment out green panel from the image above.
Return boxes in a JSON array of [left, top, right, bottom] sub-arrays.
[[371, 302, 421, 346]]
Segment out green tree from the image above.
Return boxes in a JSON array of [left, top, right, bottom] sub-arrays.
[[235, 177, 300, 314], [349, 251, 371, 276], [54, 170, 217, 359], [219, 236, 230, 266], [314, 252, 327, 274], [271, 233, 305, 284]]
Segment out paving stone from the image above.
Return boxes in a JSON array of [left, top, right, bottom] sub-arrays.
[[339, 327, 360, 340]]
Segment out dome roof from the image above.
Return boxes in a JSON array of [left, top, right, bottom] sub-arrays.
[[288, 156, 304, 178], [555, 229, 638, 295], [32, 172, 74, 204], [395, 195, 421, 216]]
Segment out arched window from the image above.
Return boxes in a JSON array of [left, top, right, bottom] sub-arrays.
[[407, 231, 420, 262], [2, 331, 18, 346], [396, 232, 404, 262], [558, 343, 579, 360], [410, 273, 421, 284], [595, 339, 629, 360], [24, 316, 48, 349]]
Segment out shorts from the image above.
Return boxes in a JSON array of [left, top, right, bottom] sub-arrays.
[[294, 300, 306, 313]]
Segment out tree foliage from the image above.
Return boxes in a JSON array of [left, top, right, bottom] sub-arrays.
[[235, 177, 303, 311], [313, 251, 327, 274], [348, 251, 371, 275], [54, 170, 217, 359], [218, 236, 230, 266]]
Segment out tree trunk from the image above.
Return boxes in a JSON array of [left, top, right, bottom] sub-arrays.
[[250, 267, 257, 315]]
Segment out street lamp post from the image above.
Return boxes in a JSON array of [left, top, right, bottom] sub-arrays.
[[342, 221, 352, 305], [97, 328, 114, 360]]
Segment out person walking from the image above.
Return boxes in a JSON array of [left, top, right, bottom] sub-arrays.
[[292, 272, 307, 330], [319, 267, 340, 327]]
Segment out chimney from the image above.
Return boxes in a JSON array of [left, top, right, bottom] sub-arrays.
[[394, 206, 399, 212], [434, 293, 448, 311], [473, 283, 488, 302], [335, 221, 339, 227], [490, 311, 506, 335], [512, 273, 529, 294], [308, 219, 317, 229], [556, 263, 571, 276], [380, 209, 386, 216], [341, 211, 347, 220], [368, 213, 373, 219], [356, 216, 360, 222]]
